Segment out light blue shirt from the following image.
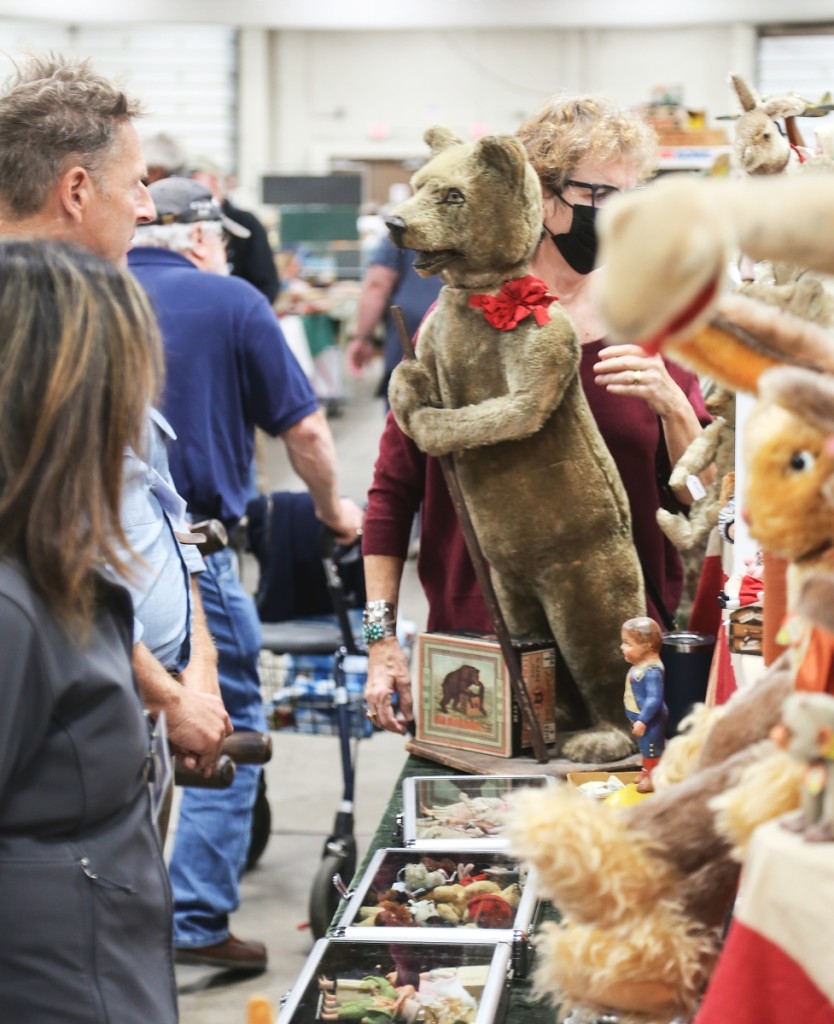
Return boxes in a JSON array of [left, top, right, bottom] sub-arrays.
[[115, 408, 203, 672]]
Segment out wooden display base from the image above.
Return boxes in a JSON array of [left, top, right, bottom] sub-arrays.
[[405, 737, 641, 779]]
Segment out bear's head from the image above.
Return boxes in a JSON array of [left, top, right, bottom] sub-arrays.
[[385, 125, 543, 289]]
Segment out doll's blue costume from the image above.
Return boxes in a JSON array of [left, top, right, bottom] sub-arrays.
[[624, 659, 668, 758]]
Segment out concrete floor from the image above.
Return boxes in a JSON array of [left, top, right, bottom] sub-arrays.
[[171, 364, 430, 1023]]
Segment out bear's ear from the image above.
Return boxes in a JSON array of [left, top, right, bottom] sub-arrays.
[[424, 125, 464, 155], [473, 135, 528, 187]]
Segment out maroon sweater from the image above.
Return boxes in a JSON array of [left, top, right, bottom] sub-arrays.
[[363, 339, 709, 632]]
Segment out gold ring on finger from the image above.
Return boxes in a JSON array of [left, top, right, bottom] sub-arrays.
[[632, 369, 642, 385]]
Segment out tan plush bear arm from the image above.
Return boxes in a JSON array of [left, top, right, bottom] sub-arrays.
[[387, 310, 443, 432], [668, 418, 724, 491], [393, 318, 579, 457]]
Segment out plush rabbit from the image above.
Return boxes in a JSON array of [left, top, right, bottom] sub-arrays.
[[729, 73, 808, 176]]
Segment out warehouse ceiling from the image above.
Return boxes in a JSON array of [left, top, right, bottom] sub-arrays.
[[3, 0, 833, 29]]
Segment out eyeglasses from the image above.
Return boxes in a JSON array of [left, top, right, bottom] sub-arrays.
[[559, 179, 622, 208]]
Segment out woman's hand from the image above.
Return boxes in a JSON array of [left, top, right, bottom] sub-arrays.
[[592, 343, 688, 417], [364, 636, 413, 735]]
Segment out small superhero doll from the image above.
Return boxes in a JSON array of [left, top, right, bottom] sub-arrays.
[[621, 616, 668, 793]]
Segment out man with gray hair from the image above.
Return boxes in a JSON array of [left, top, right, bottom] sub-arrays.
[[0, 54, 231, 768], [142, 129, 188, 183], [130, 175, 363, 971]]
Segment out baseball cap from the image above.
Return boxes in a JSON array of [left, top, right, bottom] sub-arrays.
[[147, 176, 251, 239]]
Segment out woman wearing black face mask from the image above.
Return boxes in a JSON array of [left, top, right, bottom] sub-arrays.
[[519, 95, 712, 627], [360, 95, 712, 738]]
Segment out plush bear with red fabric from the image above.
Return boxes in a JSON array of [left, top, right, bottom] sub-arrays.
[[386, 126, 644, 764]]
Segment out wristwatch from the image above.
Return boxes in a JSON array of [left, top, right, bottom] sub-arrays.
[[362, 600, 397, 646]]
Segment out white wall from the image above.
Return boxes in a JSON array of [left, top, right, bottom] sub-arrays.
[[0, 21, 237, 172], [249, 23, 757, 193]]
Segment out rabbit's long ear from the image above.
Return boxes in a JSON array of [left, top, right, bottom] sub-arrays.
[[730, 72, 759, 112]]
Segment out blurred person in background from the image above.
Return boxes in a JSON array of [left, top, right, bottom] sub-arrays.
[[142, 130, 187, 184], [130, 175, 363, 972], [346, 233, 442, 406], [190, 155, 280, 304]]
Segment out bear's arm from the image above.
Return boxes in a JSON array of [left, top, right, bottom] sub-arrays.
[[396, 317, 580, 457], [388, 311, 443, 430], [668, 418, 724, 491]]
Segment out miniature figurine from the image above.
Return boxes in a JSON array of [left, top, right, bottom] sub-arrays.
[[416, 790, 512, 839], [621, 616, 668, 793], [771, 691, 834, 842], [317, 967, 481, 1024], [317, 974, 418, 1024]]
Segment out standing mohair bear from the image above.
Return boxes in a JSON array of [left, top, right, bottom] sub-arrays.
[[386, 126, 644, 763]]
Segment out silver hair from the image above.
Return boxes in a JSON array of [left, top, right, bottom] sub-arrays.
[[142, 131, 187, 174], [134, 220, 223, 252]]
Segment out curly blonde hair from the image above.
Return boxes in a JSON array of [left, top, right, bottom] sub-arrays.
[[516, 94, 657, 194]]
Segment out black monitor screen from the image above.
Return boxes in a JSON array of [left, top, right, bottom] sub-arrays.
[[262, 174, 362, 205]]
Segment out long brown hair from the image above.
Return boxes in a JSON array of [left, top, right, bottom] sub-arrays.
[[0, 239, 162, 629]]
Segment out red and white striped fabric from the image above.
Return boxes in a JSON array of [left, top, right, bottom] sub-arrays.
[[695, 817, 834, 1024]]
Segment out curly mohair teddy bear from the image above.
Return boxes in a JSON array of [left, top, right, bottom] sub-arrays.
[[506, 664, 794, 1022], [386, 126, 644, 763]]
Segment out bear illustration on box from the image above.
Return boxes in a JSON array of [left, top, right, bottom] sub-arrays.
[[439, 664, 487, 716], [386, 127, 644, 763]]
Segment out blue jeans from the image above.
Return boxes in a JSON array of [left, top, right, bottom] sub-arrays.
[[168, 549, 267, 948]]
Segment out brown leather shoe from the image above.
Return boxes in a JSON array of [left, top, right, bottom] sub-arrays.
[[175, 934, 267, 972]]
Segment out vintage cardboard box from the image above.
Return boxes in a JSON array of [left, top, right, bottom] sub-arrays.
[[416, 633, 557, 757]]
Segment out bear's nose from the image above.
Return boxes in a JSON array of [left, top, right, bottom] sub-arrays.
[[386, 216, 407, 247]]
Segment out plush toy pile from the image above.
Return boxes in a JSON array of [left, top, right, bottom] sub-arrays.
[[387, 126, 644, 763], [507, 99, 834, 1022]]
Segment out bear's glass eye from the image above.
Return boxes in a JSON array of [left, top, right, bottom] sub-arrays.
[[439, 187, 465, 206], [789, 450, 815, 472]]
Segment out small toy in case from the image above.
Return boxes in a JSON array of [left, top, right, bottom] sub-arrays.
[[398, 774, 554, 850], [332, 847, 540, 976], [277, 937, 513, 1024]]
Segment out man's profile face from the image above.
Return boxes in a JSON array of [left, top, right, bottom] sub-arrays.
[[79, 121, 155, 266]]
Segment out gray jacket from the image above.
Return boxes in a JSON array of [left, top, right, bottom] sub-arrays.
[[0, 560, 177, 1023]]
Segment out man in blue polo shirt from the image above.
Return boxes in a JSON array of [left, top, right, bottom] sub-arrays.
[[130, 176, 363, 972]]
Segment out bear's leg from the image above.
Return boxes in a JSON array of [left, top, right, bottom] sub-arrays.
[[491, 570, 550, 638], [534, 539, 644, 764]]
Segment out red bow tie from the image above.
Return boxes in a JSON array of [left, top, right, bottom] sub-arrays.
[[469, 275, 558, 331]]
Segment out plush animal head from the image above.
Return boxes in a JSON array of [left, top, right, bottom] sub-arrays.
[[729, 73, 806, 176], [595, 175, 730, 354], [774, 691, 834, 762], [596, 174, 834, 384], [385, 126, 543, 289], [744, 366, 834, 561]]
